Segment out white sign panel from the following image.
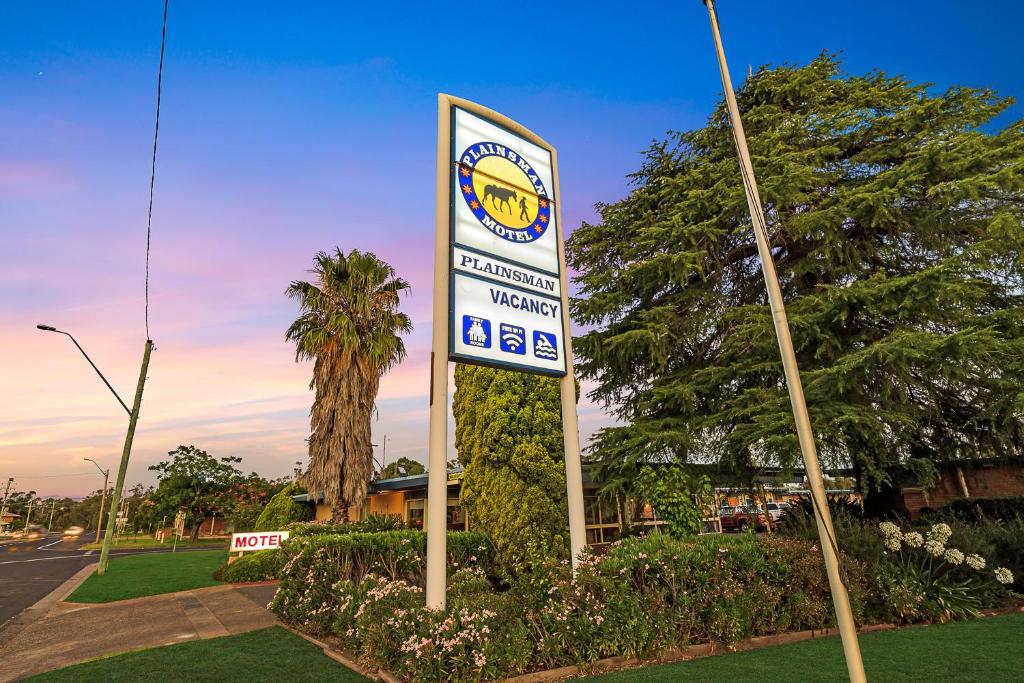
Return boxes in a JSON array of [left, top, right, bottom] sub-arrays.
[[451, 107, 559, 275], [452, 245, 561, 298], [229, 530, 289, 553], [451, 271, 566, 376]]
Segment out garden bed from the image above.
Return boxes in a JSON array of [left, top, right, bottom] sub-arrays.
[[265, 519, 1018, 681]]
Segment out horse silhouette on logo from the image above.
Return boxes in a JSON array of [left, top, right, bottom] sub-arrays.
[[484, 184, 518, 215]]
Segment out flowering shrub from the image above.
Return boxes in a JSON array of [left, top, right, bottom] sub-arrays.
[[874, 522, 1014, 624], [272, 532, 870, 680], [270, 530, 493, 634]]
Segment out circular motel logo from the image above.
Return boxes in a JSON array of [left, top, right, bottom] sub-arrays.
[[457, 141, 551, 243]]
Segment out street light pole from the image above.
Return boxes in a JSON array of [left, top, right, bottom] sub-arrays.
[[37, 326, 153, 575], [98, 339, 153, 575], [35, 326, 130, 416], [85, 459, 110, 542]]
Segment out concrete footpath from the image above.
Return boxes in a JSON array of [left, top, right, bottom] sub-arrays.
[[0, 563, 279, 682]]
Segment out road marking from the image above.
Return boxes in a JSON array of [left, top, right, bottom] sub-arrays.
[[37, 538, 65, 549], [0, 547, 220, 565]]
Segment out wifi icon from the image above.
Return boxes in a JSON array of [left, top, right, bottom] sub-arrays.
[[499, 323, 526, 355]]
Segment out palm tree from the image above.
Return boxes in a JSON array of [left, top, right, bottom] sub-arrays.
[[286, 248, 412, 521]]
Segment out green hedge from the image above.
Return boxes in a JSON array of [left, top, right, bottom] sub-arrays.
[[937, 496, 1024, 522], [254, 483, 313, 531], [214, 515, 414, 583], [287, 514, 404, 537], [214, 549, 283, 583]]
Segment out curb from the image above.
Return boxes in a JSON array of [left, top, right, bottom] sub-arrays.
[[284, 628, 382, 681], [502, 624, 899, 683], [54, 580, 281, 610]]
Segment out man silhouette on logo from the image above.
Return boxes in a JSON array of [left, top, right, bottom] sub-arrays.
[[519, 196, 529, 222]]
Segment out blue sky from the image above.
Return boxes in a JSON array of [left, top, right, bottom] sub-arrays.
[[1, 1, 1021, 496]]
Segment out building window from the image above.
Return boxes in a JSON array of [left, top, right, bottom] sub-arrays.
[[406, 498, 424, 530], [583, 495, 622, 545], [447, 498, 466, 531]]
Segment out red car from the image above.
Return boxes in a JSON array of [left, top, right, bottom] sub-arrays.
[[719, 506, 768, 533]]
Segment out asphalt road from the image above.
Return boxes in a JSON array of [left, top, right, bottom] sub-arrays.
[[0, 533, 221, 628]]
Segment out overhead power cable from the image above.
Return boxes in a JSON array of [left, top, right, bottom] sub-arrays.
[[144, 0, 169, 340]]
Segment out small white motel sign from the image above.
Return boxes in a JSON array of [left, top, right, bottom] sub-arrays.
[[229, 531, 289, 553]]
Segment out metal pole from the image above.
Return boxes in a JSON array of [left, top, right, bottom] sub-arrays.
[[702, 2, 866, 681], [98, 339, 153, 575], [551, 146, 587, 570], [425, 94, 453, 610], [94, 469, 109, 542]]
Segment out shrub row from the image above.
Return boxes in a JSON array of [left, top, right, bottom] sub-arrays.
[[217, 515, 411, 583], [272, 530, 493, 633], [935, 496, 1024, 522], [271, 533, 866, 681], [214, 549, 282, 583], [287, 513, 405, 537]]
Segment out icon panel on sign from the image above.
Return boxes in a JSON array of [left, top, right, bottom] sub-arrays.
[[463, 315, 491, 348], [499, 323, 526, 355], [533, 331, 558, 360]]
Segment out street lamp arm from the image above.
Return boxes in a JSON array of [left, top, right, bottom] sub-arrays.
[[84, 458, 109, 477], [38, 326, 131, 416]]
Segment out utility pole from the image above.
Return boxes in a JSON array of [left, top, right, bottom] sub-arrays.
[[99, 339, 153, 575], [1, 478, 13, 531], [24, 500, 34, 530], [86, 460, 110, 542], [701, 2, 866, 681], [47, 500, 57, 531]]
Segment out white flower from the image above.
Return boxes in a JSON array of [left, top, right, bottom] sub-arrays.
[[884, 535, 902, 552], [966, 554, 986, 571], [878, 521, 901, 538], [924, 539, 945, 557], [943, 549, 964, 566], [903, 531, 924, 548], [927, 523, 952, 545], [994, 567, 1014, 585]]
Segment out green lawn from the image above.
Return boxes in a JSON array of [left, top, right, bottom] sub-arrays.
[[81, 535, 227, 550], [26, 626, 368, 682], [590, 613, 1024, 682], [67, 550, 225, 603]]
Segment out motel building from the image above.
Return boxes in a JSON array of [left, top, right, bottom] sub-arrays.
[[294, 465, 861, 546]]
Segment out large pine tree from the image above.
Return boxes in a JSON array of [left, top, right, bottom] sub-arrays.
[[567, 55, 1024, 513]]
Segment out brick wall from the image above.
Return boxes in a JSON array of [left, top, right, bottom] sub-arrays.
[[902, 462, 1024, 518]]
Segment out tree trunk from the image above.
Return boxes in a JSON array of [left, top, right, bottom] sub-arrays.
[[331, 504, 349, 524]]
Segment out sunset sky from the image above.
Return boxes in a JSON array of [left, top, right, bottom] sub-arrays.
[[2, 1, 1021, 497]]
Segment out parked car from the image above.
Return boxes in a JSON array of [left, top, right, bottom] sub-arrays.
[[719, 506, 768, 533], [765, 502, 789, 522], [63, 526, 85, 538]]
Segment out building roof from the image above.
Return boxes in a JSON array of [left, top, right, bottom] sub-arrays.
[[293, 468, 463, 503]]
